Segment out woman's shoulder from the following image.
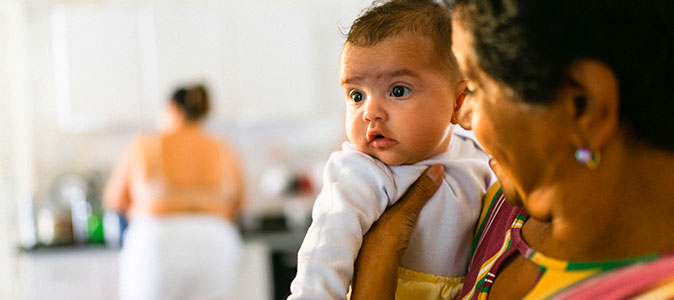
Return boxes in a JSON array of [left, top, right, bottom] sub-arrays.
[[121, 134, 153, 160], [132, 132, 162, 148], [131, 133, 164, 156]]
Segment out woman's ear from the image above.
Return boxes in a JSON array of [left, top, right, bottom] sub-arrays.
[[452, 80, 473, 130], [565, 60, 620, 151]]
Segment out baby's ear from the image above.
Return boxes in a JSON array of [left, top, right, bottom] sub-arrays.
[[451, 81, 472, 130]]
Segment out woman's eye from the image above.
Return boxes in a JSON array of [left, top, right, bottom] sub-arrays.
[[390, 85, 410, 98], [350, 90, 364, 103]]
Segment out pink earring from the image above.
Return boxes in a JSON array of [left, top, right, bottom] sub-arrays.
[[575, 148, 601, 170]]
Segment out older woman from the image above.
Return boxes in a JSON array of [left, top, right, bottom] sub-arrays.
[[350, 0, 674, 299]]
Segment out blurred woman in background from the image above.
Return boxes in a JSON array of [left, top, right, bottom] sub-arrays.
[[104, 84, 245, 300]]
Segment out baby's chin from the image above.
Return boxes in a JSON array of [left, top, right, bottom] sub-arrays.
[[355, 146, 419, 166]]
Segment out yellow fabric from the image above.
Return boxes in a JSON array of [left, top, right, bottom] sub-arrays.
[[525, 269, 599, 300], [524, 251, 598, 299], [474, 182, 501, 237], [395, 267, 464, 300]]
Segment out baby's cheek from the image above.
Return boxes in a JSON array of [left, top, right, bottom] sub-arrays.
[[345, 114, 361, 140], [409, 127, 441, 149]]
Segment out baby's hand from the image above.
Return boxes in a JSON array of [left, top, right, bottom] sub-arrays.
[[351, 164, 444, 300]]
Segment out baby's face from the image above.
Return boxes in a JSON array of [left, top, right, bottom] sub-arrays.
[[340, 35, 458, 165]]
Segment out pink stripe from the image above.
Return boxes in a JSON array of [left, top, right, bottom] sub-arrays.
[[475, 195, 504, 255], [553, 254, 674, 300]]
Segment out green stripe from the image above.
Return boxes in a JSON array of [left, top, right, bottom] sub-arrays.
[[566, 253, 659, 271], [476, 286, 491, 300], [471, 273, 488, 297], [470, 187, 502, 257]]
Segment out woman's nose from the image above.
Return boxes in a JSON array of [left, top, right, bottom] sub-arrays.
[[362, 97, 387, 122]]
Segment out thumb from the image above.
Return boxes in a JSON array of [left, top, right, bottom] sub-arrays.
[[396, 164, 444, 216]]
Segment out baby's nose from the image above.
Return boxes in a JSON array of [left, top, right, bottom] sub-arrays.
[[362, 98, 387, 122]]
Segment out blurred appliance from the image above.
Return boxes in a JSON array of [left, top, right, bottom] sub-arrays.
[[56, 174, 90, 244]]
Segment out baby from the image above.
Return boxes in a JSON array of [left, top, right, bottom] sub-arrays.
[[288, 1, 492, 299]]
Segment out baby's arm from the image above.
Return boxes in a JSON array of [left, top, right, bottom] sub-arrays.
[[289, 150, 395, 300]]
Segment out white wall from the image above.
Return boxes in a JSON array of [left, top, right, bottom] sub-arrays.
[[0, 1, 33, 298], [24, 0, 371, 214]]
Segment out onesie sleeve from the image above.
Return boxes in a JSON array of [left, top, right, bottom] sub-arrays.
[[288, 147, 396, 300]]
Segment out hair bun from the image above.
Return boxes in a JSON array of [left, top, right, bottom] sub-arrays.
[[171, 84, 210, 122]]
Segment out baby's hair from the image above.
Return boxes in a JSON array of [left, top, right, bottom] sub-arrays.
[[346, 0, 458, 78]]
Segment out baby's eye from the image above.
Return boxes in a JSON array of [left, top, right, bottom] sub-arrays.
[[390, 85, 411, 98], [349, 90, 364, 103]]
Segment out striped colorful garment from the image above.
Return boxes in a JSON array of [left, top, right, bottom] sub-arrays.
[[458, 183, 674, 300]]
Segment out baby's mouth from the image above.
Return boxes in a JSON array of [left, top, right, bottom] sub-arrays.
[[367, 131, 397, 148], [367, 130, 385, 143]]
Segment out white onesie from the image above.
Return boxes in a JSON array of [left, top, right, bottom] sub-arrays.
[[289, 129, 493, 300]]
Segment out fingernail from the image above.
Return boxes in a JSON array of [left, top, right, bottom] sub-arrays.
[[427, 164, 443, 184]]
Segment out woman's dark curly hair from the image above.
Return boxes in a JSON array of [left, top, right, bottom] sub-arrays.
[[451, 0, 674, 151]]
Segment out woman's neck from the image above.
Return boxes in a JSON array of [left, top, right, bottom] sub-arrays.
[[164, 119, 201, 134], [522, 143, 674, 262]]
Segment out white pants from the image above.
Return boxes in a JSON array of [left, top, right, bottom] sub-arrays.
[[119, 214, 241, 300]]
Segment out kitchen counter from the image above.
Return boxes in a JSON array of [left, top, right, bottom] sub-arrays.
[[18, 226, 308, 300]]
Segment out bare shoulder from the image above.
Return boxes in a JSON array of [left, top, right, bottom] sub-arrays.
[[123, 135, 150, 160], [131, 133, 162, 157]]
